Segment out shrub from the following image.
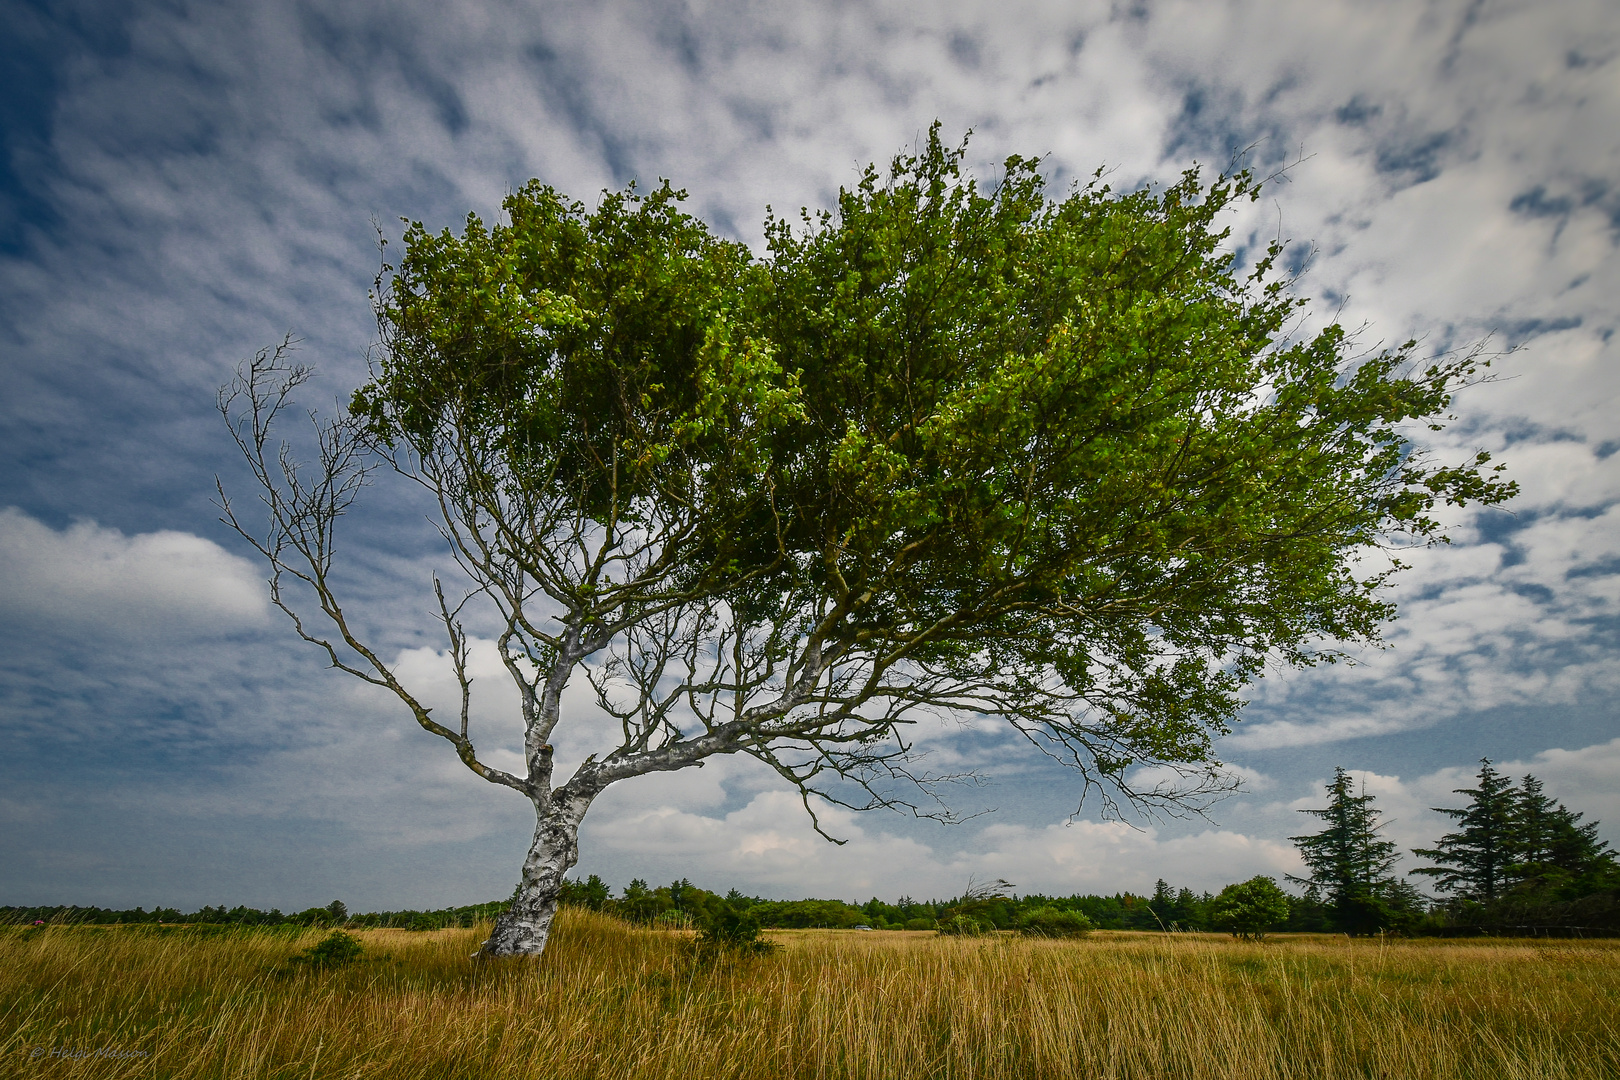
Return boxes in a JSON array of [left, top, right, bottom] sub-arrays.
[[294, 930, 363, 968], [692, 905, 778, 958], [936, 913, 991, 937], [1016, 906, 1094, 938], [904, 917, 938, 931]]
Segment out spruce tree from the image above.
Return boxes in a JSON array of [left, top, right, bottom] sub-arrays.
[[1290, 767, 1401, 933], [1510, 774, 1617, 898], [1410, 759, 1517, 903]]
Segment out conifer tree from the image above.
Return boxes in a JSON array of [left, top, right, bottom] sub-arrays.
[[1410, 759, 1517, 903], [1509, 774, 1617, 898], [1290, 767, 1401, 933]]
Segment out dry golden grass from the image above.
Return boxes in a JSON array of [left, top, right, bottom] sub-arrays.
[[3, 909, 1618, 1079]]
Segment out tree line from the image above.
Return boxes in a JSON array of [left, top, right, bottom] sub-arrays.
[[0, 899, 508, 931], [10, 760, 1611, 938]]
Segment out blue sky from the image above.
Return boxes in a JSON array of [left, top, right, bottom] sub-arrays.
[[2, 0, 1617, 912]]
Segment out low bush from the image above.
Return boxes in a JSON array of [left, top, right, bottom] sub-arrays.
[[1017, 907, 1094, 938], [936, 913, 991, 937], [691, 905, 778, 958], [294, 930, 363, 968]]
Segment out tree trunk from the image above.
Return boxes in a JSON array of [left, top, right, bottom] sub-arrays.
[[480, 792, 589, 957]]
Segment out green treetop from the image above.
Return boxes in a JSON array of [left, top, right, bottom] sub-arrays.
[[1507, 774, 1617, 899]]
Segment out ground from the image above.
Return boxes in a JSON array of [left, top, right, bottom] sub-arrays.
[[5, 910, 1618, 1078]]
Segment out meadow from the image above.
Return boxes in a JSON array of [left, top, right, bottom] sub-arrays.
[[3, 909, 1618, 1079]]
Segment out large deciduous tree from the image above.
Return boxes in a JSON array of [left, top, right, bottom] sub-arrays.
[[219, 129, 1513, 957]]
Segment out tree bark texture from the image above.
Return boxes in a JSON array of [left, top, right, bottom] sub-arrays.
[[480, 791, 590, 957]]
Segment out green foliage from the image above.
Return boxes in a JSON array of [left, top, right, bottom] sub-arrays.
[[745, 898, 868, 929], [936, 913, 993, 937], [1506, 775, 1618, 901], [1406, 763, 1618, 932], [1210, 877, 1292, 941], [746, 127, 1515, 799], [1147, 880, 1212, 931], [935, 879, 1015, 934], [1290, 767, 1408, 934], [348, 126, 1513, 824], [1016, 907, 1095, 938], [1411, 760, 1524, 903], [558, 874, 613, 911], [294, 930, 363, 968], [692, 904, 779, 958]]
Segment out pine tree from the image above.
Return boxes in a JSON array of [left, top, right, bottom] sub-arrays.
[[1509, 774, 1617, 898], [1410, 759, 1517, 903], [1290, 767, 1401, 933], [1148, 879, 1175, 930]]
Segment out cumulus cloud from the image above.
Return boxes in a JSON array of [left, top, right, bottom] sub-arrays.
[[579, 780, 1302, 898], [0, 506, 266, 635], [1409, 738, 1620, 840]]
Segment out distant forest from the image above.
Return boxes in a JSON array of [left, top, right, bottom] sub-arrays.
[[9, 761, 1615, 938], [7, 872, 1617, 938]]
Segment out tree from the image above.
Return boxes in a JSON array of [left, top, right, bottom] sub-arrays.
[[1210, 876, 1291, 940], [219, 127, 1513, 957], [1507, 774, 1617, 899], [1410, 759, 1517, 903], [1289, 767, 1401, 933]]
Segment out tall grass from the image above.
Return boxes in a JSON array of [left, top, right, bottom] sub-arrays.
[[3, 909, 1617, 1078]]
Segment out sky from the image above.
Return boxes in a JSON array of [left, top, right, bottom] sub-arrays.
[[2, 0, 1617, 913]]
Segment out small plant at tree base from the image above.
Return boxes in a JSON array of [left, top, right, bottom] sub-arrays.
[[1016, 907, 1094, 938], [295, 930, 363, 968], [1210, 877, 1291, 941]]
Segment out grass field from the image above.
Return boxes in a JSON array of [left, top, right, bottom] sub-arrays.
[[4, 909, 1618, 1079]]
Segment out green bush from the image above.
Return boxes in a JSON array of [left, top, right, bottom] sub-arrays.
[[692, 905, 778, 958], [1016, 906, 1094, 938], [936, 913, 991, 937], [294, 930, 363, 968], [903, 917, 937, 931]]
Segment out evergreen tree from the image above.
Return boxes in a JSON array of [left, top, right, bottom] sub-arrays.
[[1509, 774, 1617, 898], [1289, 767, 1401, 933], [1410, 759, 1517, 903], [1148, 879, 1175, 930]]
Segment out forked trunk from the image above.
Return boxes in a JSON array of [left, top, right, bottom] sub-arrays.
[[480, 793, 589, 957]]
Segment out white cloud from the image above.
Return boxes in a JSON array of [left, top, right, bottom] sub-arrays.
[[0, 507, 267, 635], [579, 760, 1301, 897], [1411, 737, 1620, 840]]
